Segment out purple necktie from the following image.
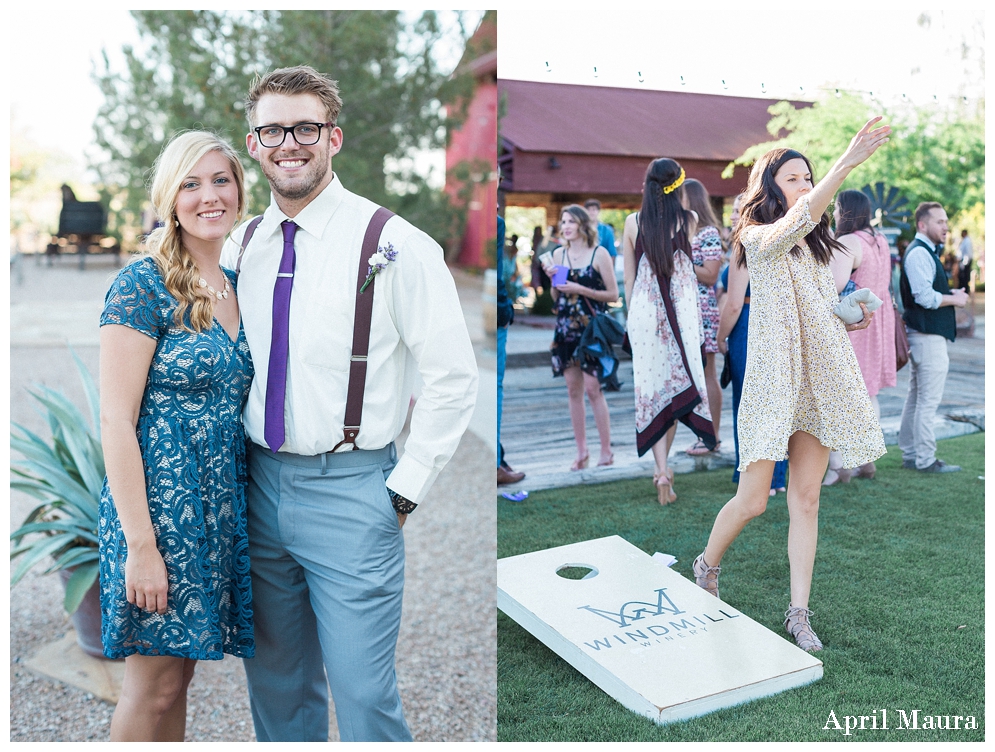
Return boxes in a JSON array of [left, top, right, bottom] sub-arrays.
[[264, 220, 297, 452]]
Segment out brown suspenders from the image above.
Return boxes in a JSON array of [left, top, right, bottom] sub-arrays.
[[236, 206, 396, 452]]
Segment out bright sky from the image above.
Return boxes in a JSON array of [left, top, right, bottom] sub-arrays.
[[9, 9, 483, 186], [497, 8, 984, 106], [10, 9, 141, 172]]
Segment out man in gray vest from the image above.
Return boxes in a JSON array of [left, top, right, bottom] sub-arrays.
[[221, 65, 478, 741], [897, 201, 967, 472]]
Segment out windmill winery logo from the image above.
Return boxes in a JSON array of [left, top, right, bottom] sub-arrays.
[[577, 588, 742, 652]]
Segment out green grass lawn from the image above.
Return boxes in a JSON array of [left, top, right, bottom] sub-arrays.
[[497, 435, 985, 742]]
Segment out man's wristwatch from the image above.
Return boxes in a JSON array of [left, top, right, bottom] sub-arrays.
[[388, 489, 417, 515]]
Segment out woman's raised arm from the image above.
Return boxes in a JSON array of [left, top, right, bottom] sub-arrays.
[[808, 117, 891, 220]]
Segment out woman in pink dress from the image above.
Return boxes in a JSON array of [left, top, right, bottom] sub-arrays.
[[823, 189, 897, 485]]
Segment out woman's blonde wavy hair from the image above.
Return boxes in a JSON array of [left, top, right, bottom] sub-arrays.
[[142, 131, 246, 332]]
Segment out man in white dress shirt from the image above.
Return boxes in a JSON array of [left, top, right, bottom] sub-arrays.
[[220, 66, 478, 742], [897, 201, 967, 473]]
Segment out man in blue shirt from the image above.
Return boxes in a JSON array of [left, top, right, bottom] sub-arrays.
[[585, 199, 616, 258]]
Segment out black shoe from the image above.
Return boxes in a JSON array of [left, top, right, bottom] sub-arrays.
[[918, 459, 961, 474], [902, 459, 917, 469]]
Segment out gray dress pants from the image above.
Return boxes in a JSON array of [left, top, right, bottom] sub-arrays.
[[243, 442, 411, 742]]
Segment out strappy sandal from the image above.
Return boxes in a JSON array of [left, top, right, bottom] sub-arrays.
[[686, 439, 719, 456], [597, 452, 614, 467], [854, 462, 876, 480], [784, 605, 824, 652], [692, 553, 721, 599], [822, 467, 852, 486], [570, 452, 589, 472], [653, 471, 676, 504]]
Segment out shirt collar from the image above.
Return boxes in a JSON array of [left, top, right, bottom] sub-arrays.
[[267, 173, 345, 239], [913, 232, 937, 253]]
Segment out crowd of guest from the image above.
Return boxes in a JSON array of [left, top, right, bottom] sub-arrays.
[[500, 153, 974, 487], [497, 121, 976, 654]]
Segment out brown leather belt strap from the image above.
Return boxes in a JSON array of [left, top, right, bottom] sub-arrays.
[[331, 206, 395, 452], [743, 296, 751, 304], [235, 215, 264, 279]]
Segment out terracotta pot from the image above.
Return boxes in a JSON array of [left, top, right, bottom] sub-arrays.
[[58, 569, 108, 659]]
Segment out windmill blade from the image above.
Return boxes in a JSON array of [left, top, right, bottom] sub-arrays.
[[873, 182, 887, 205], [884, 185, 900, 207]]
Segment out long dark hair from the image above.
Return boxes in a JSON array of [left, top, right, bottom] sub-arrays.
[[682, 178, 721, 232], [834, 189, 875, 237], [734, 148, 843, 268], [638, 158, 694, 280]]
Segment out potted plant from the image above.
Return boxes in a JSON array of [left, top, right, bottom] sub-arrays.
[[10, 352, 105, 657]]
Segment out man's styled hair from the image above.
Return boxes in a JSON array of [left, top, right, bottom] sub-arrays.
[[245, 66, 343, 128], [584, 198, 602, 210], [914, 201, 944, 229]]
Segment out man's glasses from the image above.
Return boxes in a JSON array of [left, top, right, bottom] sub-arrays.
[[254, 121, 334, 148]]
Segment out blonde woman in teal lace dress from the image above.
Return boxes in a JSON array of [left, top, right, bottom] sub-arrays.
[[99, 132, 253, 741]]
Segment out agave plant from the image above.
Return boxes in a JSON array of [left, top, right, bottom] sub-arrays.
[[10, 351, 103, 614]]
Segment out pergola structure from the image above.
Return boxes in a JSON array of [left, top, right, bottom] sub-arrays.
[[498, 79, 807, 225]]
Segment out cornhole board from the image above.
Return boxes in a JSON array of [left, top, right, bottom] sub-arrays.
[[497, 536, 823, 726]]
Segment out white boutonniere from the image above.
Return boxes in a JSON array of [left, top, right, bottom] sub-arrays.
[[360, 242, 397, 293]]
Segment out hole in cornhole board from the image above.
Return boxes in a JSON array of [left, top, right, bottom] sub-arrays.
[[556, 564, 599, 580]]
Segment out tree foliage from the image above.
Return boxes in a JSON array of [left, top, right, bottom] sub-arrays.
[[92, 10, 477, 250], [729, 93, 985, 235]]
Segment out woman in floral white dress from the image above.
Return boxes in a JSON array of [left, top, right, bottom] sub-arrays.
[[622, 158, 716, 504], [692, 119, 890, 652]]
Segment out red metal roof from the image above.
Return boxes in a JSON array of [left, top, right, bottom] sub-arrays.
[[499, 79, 807, 161]]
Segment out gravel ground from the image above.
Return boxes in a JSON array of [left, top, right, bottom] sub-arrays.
[[9, 257, 497, 742]]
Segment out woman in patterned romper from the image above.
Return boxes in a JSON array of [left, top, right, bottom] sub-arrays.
[[682, 179, 725, 456], [692, 119, 891, 652], [99, 132, 254, 740]]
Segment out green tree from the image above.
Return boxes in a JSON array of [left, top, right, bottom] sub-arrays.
[[728, 93, 985, 235], [92, 10, 477, 249]]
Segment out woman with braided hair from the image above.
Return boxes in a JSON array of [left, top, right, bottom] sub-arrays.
[[692, 119, 890, 652], [622, 158, 716, 504], [99, 131, 254, 739]]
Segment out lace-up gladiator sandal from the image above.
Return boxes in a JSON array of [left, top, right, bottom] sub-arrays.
[[692, 553, 721, 599], [784, 605, 824, 652]]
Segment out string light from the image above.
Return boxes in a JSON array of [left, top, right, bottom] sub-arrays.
[[530, 61, 977, 107]]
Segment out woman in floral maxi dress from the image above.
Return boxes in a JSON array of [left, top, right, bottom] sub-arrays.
[[622, 159, 716, 504]]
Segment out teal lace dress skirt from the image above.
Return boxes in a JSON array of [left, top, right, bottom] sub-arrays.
[[97, 257, 255, 659]]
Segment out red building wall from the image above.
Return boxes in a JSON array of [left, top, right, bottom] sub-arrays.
[[446, 79, 497, 269]]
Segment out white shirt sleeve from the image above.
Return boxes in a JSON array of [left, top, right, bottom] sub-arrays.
[[904, 246, 943, 309], [381, 229, 479, 505]]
